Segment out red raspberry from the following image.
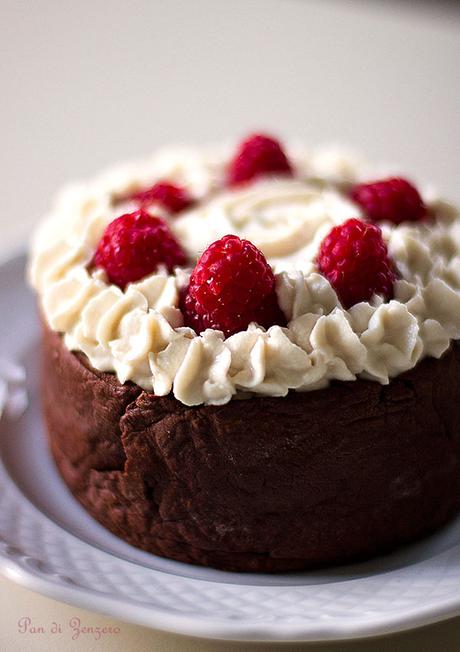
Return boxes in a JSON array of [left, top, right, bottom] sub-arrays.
[[350, 177, 426, 225], [129, 181, 194, 214], [94, 209, 186, 288], [181, 235, 285, 337], [317, 218, 395, 308], [227, 133, 293, 186]]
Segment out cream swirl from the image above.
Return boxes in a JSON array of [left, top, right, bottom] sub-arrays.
[[28, 144, 460, 406], [172, 179, 359, 270]]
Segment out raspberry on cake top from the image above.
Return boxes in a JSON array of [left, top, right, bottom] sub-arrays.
[[29, 134, 460, 406]]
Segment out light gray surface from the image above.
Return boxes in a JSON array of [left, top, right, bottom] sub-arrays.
[[1, 0, 459, 260], [1, 1, 460, 649]]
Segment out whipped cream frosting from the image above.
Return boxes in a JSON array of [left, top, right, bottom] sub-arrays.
[[28, 143, 460, 406]]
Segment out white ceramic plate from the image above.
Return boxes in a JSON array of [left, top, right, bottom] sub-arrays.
[[1, 253, 460, 642]]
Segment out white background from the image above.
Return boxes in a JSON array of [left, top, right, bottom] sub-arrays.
[[1, 0, 459, 258], [1, 1, 460, 650]]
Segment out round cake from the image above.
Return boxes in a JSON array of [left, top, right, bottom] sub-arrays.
[[29, 134, 460, 572]]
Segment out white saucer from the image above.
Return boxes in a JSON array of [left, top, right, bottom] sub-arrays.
[[1, 253, 460, 642]]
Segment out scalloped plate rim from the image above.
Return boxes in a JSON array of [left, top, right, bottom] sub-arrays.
[[2, 540, 460, 642]]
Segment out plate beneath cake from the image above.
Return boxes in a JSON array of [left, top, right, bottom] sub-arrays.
[[1, 252, 460, 642]]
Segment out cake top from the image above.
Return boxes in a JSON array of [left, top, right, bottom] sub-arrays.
[[29, 134, 460, 406]]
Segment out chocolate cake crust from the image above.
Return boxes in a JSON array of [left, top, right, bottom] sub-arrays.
[[42, 323, 460, 572]]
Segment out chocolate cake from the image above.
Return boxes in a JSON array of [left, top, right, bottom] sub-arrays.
[[43, 322, 460, 572], [29, 134, 460, 572]]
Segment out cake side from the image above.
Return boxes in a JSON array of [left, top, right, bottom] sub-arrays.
[[43, 321, 460, 572]]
